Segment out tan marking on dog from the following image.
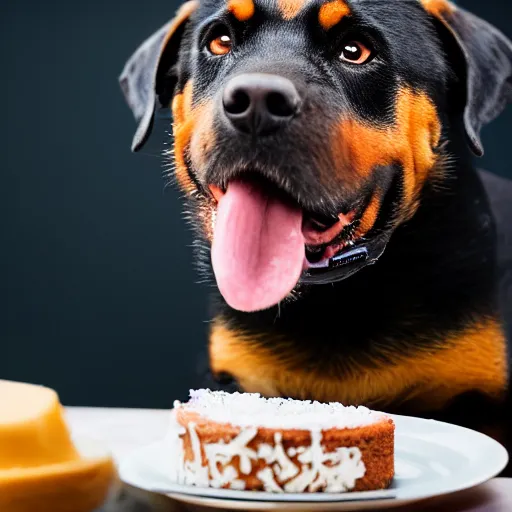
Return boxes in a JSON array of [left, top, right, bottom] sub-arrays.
[[172, 81, 195, 194], [333, 87, 442, 214], [318, 0, 351, 30], [228, 0, 255, 21], [172, 80, 216, 196], [420, 0, 456, 18], [278, 0, 308, 20], [210, 318, 507, 412], [355, 193, 381, 238]]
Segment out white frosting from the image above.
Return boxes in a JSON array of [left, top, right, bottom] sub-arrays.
[[174, 389, 385, 430], [167, 390, 375, 493]]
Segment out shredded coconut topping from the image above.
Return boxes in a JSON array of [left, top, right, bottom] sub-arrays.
[[174, 389, 386, 430]]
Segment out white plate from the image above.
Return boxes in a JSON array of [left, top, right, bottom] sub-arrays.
[[119, 415, 508, 511]]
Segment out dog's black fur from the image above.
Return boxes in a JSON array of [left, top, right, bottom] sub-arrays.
[[120, 0, 512, 472]]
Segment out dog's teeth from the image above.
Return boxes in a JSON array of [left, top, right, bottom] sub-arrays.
[[306, 245, 323, 254]]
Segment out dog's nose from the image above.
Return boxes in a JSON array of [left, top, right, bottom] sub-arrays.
[[222, 73, 301, 135]]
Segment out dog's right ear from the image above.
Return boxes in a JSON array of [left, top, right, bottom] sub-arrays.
[[119, 1, 198, 152], [422, 0, 512, 157]]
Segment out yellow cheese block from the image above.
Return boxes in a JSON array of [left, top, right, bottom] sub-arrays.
[[0, 380, 116, 512], [0, 380, 80, 469]]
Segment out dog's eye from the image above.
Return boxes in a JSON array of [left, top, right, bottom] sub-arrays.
[[340, 41, 372, 64], [207, 31, 233, 56]]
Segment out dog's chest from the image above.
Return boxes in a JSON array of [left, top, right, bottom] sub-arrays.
[[209, 319, 508, 414]]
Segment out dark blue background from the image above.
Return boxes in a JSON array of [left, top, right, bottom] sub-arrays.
[[2, 0, 511, 407]]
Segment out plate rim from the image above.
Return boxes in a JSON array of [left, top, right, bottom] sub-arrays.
[[119, 413, 508, 504]]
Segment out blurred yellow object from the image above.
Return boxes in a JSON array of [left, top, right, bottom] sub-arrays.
[[0, 380, 115, 512]]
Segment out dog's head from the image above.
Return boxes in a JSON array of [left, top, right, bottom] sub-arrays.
[[120, 0, 512, 312]]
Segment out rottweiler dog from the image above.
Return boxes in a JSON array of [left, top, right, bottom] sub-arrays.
[[120, 0, 512, 466]]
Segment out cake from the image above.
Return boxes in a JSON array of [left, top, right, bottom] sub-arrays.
[[168, 389, 394, 493]]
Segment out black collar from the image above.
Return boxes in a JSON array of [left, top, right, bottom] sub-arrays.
[[300, 236, 389, 285]]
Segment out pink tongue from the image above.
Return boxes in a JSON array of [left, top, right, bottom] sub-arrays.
[[212, 181, 304, 312]]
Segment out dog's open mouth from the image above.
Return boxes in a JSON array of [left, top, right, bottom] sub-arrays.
[[207, 176, 370, 312], [302, 211, 358, 266]]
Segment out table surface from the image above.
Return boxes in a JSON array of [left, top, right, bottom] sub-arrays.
[[65, 407, 512, 512]]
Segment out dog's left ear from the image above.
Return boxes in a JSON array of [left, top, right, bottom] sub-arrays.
[[119, 1, 198, 152], [423, 1, 512, 156]]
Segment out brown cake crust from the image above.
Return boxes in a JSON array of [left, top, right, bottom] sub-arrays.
[[175, 408, 394, 492]]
